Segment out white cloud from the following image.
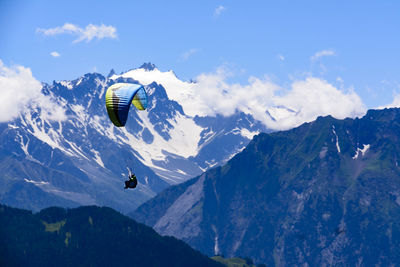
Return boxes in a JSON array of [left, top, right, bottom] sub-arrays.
[[180, 48, 199, 61], [378, 93, 400, 109], [36, 23, 117, 43], [188, 69, 366, 130], [192, 68, 278, 118], [268, 78, 365, 130], [214, 5, 226, 17], [311, 49, 336, 61], [113, 66, 366, 131], [50, 51, 60, 58], [0, 60, 66, 122]]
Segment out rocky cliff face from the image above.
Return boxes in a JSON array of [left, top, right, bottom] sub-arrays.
[[132, 108, 400, 265]]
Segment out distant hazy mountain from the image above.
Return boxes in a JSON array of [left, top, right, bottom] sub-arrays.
[[0, 204, 223, 267], [0, 63, 266, 213], [132, 108, 400, 266]]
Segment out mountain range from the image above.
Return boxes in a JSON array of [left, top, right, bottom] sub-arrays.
[[3, 62, 400, 265], [132, 108, 400, 266], [0, 63, 267, 213]]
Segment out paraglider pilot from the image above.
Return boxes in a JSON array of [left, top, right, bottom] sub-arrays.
[[124, 169, 138, 189]]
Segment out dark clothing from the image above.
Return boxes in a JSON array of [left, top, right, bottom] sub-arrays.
[[124, 174, 138, 189]]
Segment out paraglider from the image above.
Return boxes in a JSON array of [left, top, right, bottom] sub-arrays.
[[124, 168, 138, 189], [105, 83, 148, 127], [105, 83, 147, 189]]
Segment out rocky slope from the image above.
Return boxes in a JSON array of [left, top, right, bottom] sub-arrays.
[[132, 108, 400, 265]]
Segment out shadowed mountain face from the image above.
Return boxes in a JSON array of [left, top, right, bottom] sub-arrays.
[[132, 108, 400, 266], [0, 204, 223, 267]]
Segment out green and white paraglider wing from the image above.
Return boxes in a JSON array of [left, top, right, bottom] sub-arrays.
[[105, 83, 148, 127]]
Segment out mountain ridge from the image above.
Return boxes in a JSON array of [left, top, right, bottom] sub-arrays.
[[0, 63, 267, 213], [0, 204, 224, 267], [131, 107, 400, 266]]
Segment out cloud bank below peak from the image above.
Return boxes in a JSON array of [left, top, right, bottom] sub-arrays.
[[191, 69, 366, 130], [0, 60, 66, 123], [117, 66, 367, 131]]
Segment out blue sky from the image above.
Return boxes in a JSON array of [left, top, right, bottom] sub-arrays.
[[1, 0, 400, 109]]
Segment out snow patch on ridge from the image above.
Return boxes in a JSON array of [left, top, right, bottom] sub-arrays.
[[24, 178, 49, 186], [91, 149, 104, 167], [353, 144, 370, 159], [20, 109, 90, 161], [332, 126, 341, 153], [8, 124, 18, 129], [76, 77, 83, 86], [239, 128, 259, 139], [115, 111, 204, 177], [16, 132, 41, 164], [59, 81, 73, 90], [22, 112, 73, 157], [95, 78, 107, 99], [84, 106, 204, 181], [110, 67, 200, 116]]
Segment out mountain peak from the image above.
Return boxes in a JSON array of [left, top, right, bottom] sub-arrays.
[[139, 62, 157, 71], [107, 69, 116, 77]]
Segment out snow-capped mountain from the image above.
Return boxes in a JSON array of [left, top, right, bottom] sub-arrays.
[[0, 63, 267, 213]]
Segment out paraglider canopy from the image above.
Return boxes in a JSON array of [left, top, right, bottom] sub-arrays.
[[105, 83, 148, 127]]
